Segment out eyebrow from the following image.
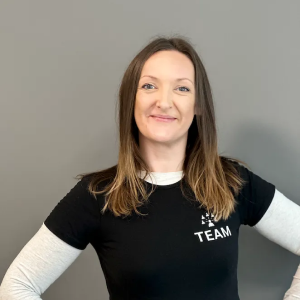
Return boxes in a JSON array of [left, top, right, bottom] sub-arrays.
[[140, 75, 194, 84]]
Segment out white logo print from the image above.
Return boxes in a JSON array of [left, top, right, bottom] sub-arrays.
[[202, 212, 215, 227], [194, 212, 232, 243]]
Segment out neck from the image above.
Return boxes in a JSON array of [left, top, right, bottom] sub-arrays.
[[138, 135, 187, 172]]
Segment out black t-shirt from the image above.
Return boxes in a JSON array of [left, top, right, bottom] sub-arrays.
[[44, 162, 276, 300]]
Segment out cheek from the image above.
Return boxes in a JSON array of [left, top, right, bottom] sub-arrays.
[[178, 101, 195, 118], [134, 97, 146, 126], [135, 95, 151, 115]]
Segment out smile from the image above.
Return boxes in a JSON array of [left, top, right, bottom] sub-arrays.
[[150, 116, 176, 123]]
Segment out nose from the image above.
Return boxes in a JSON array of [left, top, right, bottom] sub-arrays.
[[156, 87, 173, 109]]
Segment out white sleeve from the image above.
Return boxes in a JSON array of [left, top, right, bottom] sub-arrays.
[[0, 223, 83, 300], [254, 188, 300, 299], [254, 188, 300, 255]]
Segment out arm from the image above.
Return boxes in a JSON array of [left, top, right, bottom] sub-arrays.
[[254, 189, 300, 299], [284, 265, 300, 300], [0, 223, 82, 299]]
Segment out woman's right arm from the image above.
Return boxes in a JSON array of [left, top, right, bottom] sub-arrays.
[[0, 223, 83, 300]]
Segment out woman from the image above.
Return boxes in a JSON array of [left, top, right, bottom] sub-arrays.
[[0, 36, 299, 299]]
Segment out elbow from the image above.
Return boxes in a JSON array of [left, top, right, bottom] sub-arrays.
[[0, 278, 41, 300]]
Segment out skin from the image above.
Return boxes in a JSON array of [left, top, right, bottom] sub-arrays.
[[134, 50, 196, 172]]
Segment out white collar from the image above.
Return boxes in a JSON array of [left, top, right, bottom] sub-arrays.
[[137, 170, 183, 185]]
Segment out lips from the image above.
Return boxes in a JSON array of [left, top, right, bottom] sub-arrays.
[[150, 115, 176, 119], [150, 115, 176, 123]]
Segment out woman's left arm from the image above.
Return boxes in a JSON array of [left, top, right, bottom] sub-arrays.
[[254, 189, 300, 299]]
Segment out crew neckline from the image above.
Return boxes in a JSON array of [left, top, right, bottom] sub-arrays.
[[138, 170, 184, 190], [143, 178, 183, 190]]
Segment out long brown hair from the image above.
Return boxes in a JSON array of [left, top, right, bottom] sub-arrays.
[[76, 34, 249, 222]]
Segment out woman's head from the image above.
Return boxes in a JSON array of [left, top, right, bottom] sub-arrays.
[[118, 35, 214, 172]]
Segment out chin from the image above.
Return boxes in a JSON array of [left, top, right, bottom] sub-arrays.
[[149, 134, 175, 144], [139, 129, 177, 144]]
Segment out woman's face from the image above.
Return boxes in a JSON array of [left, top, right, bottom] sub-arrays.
[[134, 50, 196, 147]]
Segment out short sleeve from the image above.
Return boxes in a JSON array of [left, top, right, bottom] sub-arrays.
[[235, 163, 276, 227], [44, 176, 101, 250]]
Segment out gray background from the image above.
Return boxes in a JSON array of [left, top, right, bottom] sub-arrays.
[[0, 1, 299, 299]]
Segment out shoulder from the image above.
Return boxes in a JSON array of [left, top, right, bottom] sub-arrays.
[[43, 175, 105, 250], [221, 157, 250, 186]]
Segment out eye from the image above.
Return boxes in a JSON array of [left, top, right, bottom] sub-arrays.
[[141, 83, 156, 90], [177, 86, 190, 92]]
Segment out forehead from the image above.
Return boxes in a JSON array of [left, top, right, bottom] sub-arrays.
[[141, 50, 194, 78]]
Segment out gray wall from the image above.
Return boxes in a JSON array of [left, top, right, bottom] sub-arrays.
[[1, 1, 299, 299]]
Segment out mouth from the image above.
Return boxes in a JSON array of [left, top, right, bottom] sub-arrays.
[[150, 115, 176, 123]]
